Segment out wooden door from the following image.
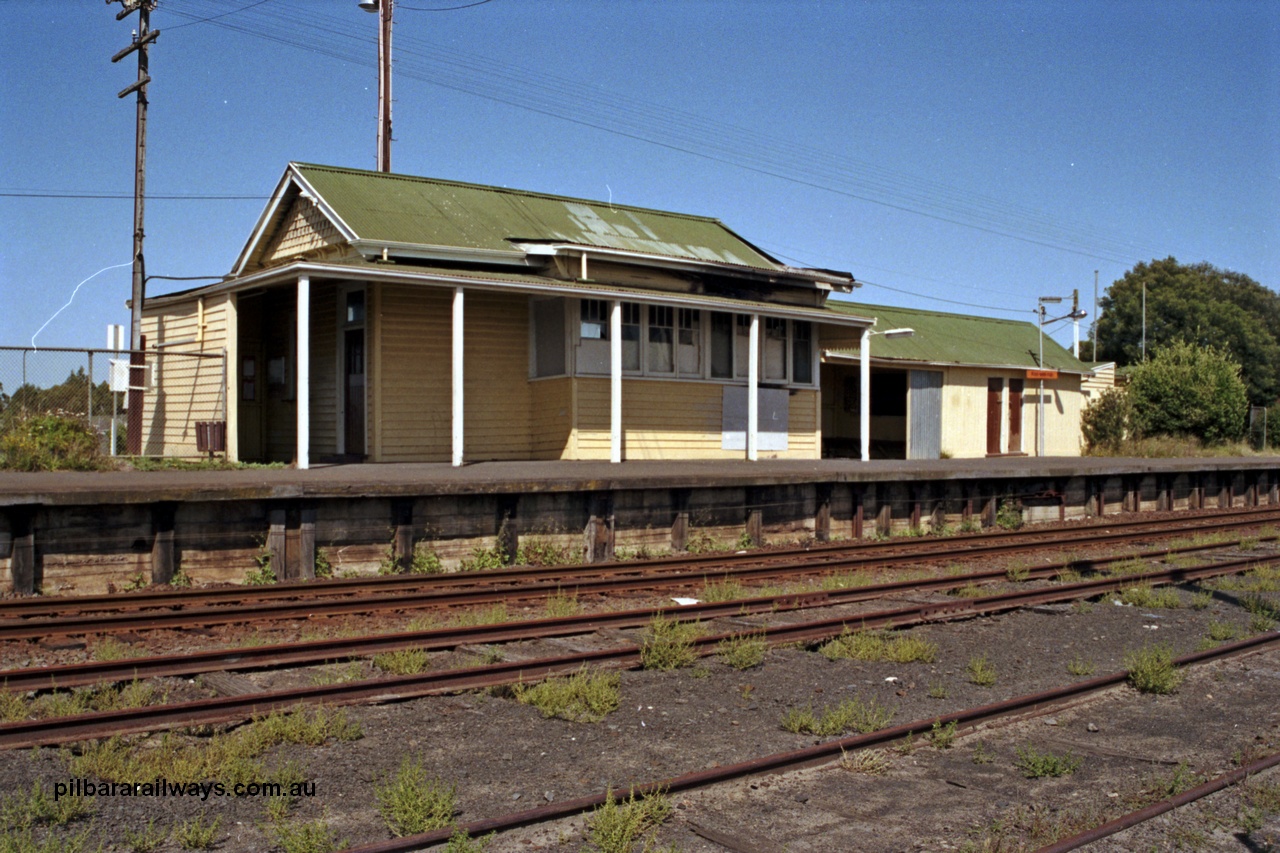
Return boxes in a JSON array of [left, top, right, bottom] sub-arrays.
[[986, 378, 1003, 454], [344, 328, 365, 456], [1007, 379, 1024, 453]]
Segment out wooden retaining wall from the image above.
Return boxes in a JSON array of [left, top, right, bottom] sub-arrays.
[[2, 466, 1278, 596]]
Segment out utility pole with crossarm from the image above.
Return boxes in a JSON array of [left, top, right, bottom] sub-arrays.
[[108, 0, 158, 454]]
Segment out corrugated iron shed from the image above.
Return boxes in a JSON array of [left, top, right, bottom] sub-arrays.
[[825, 300, 1093, 374]]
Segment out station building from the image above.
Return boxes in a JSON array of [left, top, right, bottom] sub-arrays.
[[138, 163, 1091, 465], [819, 302, 1095, 459]]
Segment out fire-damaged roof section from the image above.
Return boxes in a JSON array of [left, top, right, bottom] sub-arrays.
[[233, 163, 852, 288]]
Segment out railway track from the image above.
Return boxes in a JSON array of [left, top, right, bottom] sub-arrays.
[[3, 506, 1277, 639], [0, 546, 1271, 749], [333, 631, 1280, 853], [0, 533, 1274, 691]]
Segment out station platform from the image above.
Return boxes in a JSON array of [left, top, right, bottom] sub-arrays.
[[3, 455, 1278, 507]]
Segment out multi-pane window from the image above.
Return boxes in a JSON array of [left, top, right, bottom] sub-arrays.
[[648, 306, 674, 373], [558, 299, 818, 385], [580, 299, 609, 340], [792, 321, 813, 384], [677, 309, 701, 375], [764, 316, 788, 381], [621, 303, 641, 371]]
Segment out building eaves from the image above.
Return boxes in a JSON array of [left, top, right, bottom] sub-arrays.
[[146, 258, 873, 329]]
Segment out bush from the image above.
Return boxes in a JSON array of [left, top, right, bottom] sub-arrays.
[[1081, 387, 1131, 453], [1127, 341, 1248, 444], [0, 413, 106, 471]]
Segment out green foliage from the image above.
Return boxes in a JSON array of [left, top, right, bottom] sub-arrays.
[[458, 543, 507, 572], [0, 414, 106, 472], [374, 757, 456, 837], [245, 538, 276, 586], [372, 648, 431, 675], [1095, 258, 1280, 405], [1080, 386, 1132, 453], [585, 789, 672, 853], [929, 720, 957, 749], [1, 781, 94, 830], [1126, 340, 1248, 444], [1124, 643, 1183, 694], [311, 547, 333, 579], [780, 697, 894, 736], [443, 830, 495, 853], [820, 629, 937, 664], [995, 500, 1022, 531], [512, 668, 621, 722], [173, 815, 222, 850], [715, 632, 768, 670], [269, 816, 346, 853], [967, 654, 997, 687], [639, 615, 701, 671], [121, 819, 168, 853], [1014, 744, 1083, 778]]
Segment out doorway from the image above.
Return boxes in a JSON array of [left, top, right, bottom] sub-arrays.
[[341, 289, 366, 458]]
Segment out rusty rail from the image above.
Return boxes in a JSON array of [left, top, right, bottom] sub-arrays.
[[0, 550, 1272, 749], [0, 535, 1273, 691], [1035, 749, 1280, 852], [2, 505, 1276, 621], [336, 632, 1280, 853], [2, 514, 1276, 640]]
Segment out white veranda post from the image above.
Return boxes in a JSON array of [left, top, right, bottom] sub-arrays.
[[452, 287, 465, 467], [860, 327, 871, 462], [747, 314, 759, 461], [296, 275, 310, 470], [610, 300, 622, 463]]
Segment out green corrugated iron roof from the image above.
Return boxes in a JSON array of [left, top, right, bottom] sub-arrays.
[[825, 300, 1093, 374], [292, 163, 784, 272]]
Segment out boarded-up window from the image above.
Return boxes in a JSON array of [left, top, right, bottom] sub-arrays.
[[721, 386, 789, 451], [532, 298, 566, 377]]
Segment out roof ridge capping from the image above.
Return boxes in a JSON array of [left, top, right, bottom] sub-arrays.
[[289, 162, 729, 226]]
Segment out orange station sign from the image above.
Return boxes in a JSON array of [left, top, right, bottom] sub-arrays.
[[1026, 369, 1059, 380]]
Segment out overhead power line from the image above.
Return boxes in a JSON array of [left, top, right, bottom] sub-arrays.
[[156, 0, 1166, 267]]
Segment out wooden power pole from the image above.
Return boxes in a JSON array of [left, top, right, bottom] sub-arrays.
[[109, 0, 158, 454]]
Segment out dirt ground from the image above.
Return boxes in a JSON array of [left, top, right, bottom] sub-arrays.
[[2, 544, 1279, 852]]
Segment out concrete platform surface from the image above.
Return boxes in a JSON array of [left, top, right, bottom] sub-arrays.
[[2, 455, 1278, 506]]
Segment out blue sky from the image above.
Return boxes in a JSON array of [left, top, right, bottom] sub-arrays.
[[1, 0, 1277, 355]]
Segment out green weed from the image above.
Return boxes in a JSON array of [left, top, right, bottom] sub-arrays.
[[820, 629, 937, 664], [639, 615, 701, 671], [585, 789, 672, 853], [374, 757, 456, 837], [1124, 643, 1183, 694], [967, 654, 997, 687], [174, 815, 222, 850], [716, 632, 768, 670], [780, 697, 894, 736], [512, 668, 620, 722], [1014, 744, 1082, 778], [372, 649, 431, 676]]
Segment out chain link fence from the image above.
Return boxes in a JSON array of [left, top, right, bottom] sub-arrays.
[[0, 346, 227, 458]]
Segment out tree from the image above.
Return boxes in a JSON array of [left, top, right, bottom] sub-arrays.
[[1094, 258, 1280, 406], [1127, 341, 1248, 444]]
